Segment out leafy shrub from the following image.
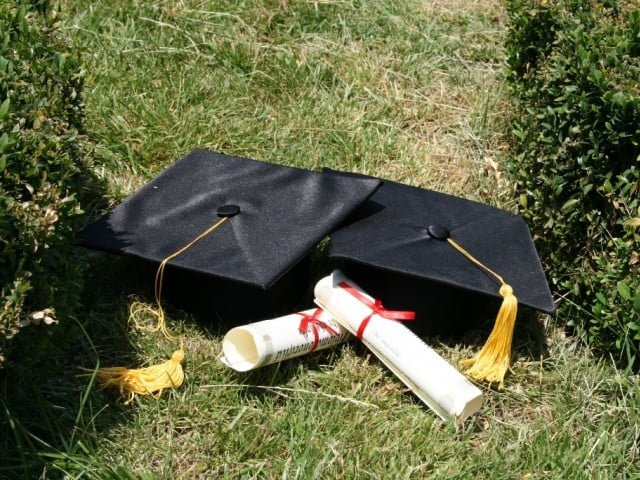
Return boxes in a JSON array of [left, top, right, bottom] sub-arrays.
[[0, 2, 88, 361], [505, 0, 640, 366]]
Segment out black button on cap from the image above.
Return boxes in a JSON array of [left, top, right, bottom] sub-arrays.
[[217, 204, 241, 217], [427, 225, 450, 241]]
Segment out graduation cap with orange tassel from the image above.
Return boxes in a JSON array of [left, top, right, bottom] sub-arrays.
[[325, 170, 556, 388]]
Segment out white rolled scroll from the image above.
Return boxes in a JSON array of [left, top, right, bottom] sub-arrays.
[[220, 308, 350, 372], [314, 270, 483, 422]]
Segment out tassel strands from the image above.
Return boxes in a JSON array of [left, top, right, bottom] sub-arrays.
[[445, 237, 518, 389], [458, 284, 518, 389], [94, 216, 230, 403], [96, 349, 185, 405]]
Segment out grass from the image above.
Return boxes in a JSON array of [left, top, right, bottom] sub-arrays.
[[63, 0, 508, 202], [1, 0, 639, 478]]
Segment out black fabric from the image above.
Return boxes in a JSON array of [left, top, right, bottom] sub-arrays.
[[332, 262, 502, 337], [131, 255, 311, 322], [78, 150, 381, 320], [326, 170, 555, 334]]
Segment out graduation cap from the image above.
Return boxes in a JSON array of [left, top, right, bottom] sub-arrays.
[[326, 169, 555, 387], [79, 149, 381, 321], [77, 150, 380, 402]]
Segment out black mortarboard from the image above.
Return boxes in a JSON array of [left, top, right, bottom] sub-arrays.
[[78, 150, 381, 321], [326, 169, 555, 386]]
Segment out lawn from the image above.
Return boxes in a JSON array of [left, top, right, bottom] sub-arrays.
[[2, 0, 638, 478]]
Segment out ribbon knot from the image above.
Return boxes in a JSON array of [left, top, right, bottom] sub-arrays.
[[337, 281, 415, 339], [297, 308, 340, 353]]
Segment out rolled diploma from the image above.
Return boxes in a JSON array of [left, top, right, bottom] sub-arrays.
[[314, 270, 483, 422], [220, 308, 350, 372]]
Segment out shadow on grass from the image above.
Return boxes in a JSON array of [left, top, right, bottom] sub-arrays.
[[0, 140, 156, 478], [0, 251, 151, 479]]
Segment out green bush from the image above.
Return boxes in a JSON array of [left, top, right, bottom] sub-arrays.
[[0, 2, 88, 361], [505, 0, 640, 366]]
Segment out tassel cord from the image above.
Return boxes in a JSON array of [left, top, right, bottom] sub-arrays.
[[446, 238, 518, 389], [94, 216, 229, 402]]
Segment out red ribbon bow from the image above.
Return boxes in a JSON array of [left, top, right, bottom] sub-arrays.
[[297, 308, 340, 353], [338, 281, 415, 339]]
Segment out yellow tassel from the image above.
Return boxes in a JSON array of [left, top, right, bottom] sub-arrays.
[[95, 348, 185, 404], [445, 237, 519, 388], [459, 284, 518, 389], [93, 216, 230, 403]]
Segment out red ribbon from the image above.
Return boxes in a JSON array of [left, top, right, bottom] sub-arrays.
[[337, 281, 415, 339], [297, 308, 340, 352]]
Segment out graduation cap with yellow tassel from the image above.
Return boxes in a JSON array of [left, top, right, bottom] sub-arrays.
[[326, 170, 555, 388], [78, 149, 381, 401]]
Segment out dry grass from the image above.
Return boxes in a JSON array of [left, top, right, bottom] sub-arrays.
[[64, 0, 509, 201]]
